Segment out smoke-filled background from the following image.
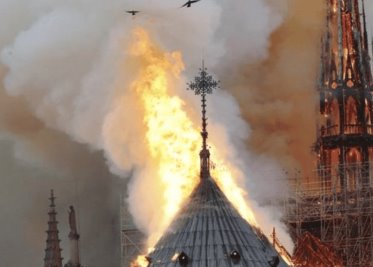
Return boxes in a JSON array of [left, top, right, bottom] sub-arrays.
[[1, 0, 373, 266]]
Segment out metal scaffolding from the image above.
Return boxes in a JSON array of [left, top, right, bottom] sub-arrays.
[[120, 195, 145, 267], [286, 162, 373, 267]]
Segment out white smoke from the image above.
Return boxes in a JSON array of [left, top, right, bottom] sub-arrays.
[[0, 0, 299, 263]]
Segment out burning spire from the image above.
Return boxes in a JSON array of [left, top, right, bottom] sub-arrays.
[[288, 0, 373, 266], [187, 61, 219, 179], [316, 0, 373, 188], [44, 190, 63, 267], [321, 0, 372, 88]]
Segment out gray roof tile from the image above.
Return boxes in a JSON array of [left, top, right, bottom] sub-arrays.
[[147, 177, 289, 267]]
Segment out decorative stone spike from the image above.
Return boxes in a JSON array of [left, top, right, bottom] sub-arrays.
[[44, 190, 63, 267]]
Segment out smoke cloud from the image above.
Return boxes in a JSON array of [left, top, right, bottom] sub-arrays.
[[3, 0, 371, 266], [217, 0, 324, 181]]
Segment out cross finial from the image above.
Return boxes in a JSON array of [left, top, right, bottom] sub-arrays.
[[187, 62, 219, 179]]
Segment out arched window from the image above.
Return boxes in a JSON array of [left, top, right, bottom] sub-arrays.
[[365, 99, 372, 131], [326, 98, 340, 135], [345, 96, 358, 133], [346, 148, 361, 191]]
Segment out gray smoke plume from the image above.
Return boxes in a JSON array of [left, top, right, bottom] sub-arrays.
[[217, 0, 324, 180], [3, 0, 371, 266]]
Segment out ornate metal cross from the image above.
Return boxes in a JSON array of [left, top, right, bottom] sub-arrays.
[[187, 62, 219, 179]]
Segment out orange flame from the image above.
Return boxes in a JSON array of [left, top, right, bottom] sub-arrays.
[[129, 27, 258, 266], [130, 255, 149, 267]]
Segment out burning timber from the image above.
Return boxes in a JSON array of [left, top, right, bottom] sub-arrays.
[[287, 0, 373, 266], [292, 232, 343, 267]]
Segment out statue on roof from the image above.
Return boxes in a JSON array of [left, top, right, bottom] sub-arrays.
[[68, 206, 79, 239]]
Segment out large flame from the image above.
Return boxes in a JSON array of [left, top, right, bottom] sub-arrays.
[[128, 27, 258, 265], [131, 255, 149, 267]]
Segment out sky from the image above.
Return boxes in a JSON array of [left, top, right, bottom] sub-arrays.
[[1, 1, 373, 266]]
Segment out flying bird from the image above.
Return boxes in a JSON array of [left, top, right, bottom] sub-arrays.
[[126, 10, 140, 16], [181, 0, 201, 8]]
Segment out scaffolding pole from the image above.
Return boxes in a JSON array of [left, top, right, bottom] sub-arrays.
[[286, 161, 373, 267], [120, 194, 145, 267]]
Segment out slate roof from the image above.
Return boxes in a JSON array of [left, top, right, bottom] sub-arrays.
[[147, 176, 288, 267]]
